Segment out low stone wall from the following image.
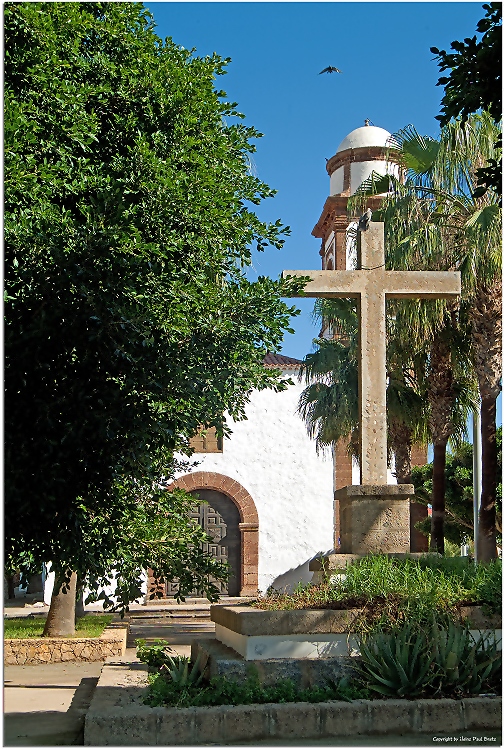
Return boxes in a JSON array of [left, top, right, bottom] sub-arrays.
[[211, 604, 502, 636], [4, 627, 128, 665], [84, 662, 502, 746]]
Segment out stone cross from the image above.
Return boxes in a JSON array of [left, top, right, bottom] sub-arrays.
[[283, 222, 461, 485]]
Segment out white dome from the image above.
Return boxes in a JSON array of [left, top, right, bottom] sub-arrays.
[[336, 125, 392, 153]]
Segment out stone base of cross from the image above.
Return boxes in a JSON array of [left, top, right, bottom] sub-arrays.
[[283, 222, 461, 557]]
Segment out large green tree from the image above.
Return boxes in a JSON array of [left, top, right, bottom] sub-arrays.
[[4, 2, 303, 630], [430, 2, 502, 200]]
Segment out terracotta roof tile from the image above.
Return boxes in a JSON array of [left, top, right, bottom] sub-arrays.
[[263, 352, 303, 370]]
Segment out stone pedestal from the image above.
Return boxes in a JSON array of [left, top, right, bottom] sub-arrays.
[[309, 483, 416, 582], [336, 484, 413, 554]]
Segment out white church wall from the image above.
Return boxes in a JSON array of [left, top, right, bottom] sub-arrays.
[[180, 370, 334, 594], [43, 563, 147, 606]]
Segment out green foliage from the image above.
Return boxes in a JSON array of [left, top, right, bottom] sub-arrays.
[[412, 428, 502, 546], [357, 621, 432, 697], [254, 555, 502, 624], [4, 614, 113, 639], [357, 617, 502, 698], [144, 669, 370, 708], [430, 2, 502, 201], [135, 639, 174, 668], [431, 1, 501, 126], [431, 619, 502, 695], [4, 2, 303, 606]]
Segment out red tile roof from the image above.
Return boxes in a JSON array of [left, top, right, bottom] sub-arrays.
[[263, 352, 303, 370]]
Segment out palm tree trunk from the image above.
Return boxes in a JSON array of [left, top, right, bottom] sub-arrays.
[[469, 281, 502, 562], [6, 574, 16, 599], [478, 395, 498, 561], [430, 442, 447, 554], [43, 571, 77, 637], [426, 338, 456, 556]]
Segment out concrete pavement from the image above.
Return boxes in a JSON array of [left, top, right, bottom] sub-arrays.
[[3, 598, 217, 745], [4, 661, 103, 746]]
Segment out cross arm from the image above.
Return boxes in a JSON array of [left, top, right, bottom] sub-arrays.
[[281, 270, 461, 299], [282, 270, 362, 297]]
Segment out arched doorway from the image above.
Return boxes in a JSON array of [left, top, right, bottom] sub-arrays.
[[150, 472, 259, 598]]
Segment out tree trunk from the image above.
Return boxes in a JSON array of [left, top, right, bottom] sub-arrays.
[[469, 281, 501, 562], [43, 571, 77, 636], [6, 574, 16, 599], [75, 576, 85, 621], [430, 442, 447, 554], [393, 437, 412, 485], [478, 395, 498, 561]]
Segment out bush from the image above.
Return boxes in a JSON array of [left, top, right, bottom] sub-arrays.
[[144, 669, 370, 708]]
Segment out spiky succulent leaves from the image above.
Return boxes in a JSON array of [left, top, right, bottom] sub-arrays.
[[357, 624, 433, 697], [164, 654, 204, 687]]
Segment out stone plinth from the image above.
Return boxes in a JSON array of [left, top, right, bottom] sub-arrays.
[[335, 484, 413, 554]]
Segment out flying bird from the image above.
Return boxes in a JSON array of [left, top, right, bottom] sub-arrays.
[[358, 208, 373, 231], [319, 66, 342, 74]]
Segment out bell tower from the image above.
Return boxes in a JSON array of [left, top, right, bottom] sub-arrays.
[[311, 121, 428, 552], [313, 120, 401, 273]]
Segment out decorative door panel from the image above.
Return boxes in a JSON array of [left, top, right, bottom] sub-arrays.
[[163, 489, 241, 598]]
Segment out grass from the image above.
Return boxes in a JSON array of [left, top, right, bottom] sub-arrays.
[[252, 555, 502, 632], [4, 614, 113, 639]]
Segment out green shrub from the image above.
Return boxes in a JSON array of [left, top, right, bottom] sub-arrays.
[[254, 555, 502, 629], [135, 639, 174, 668]]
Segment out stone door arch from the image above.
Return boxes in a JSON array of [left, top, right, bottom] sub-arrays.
[[169, 472, 259, 596]]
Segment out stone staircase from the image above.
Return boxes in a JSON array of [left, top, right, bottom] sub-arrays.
[[123, 597, 252, 649]]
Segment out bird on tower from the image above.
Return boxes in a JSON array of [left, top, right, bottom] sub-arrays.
[[358, 208, 373, 231]]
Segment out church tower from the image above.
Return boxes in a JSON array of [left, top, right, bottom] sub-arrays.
[[313, 120, 400, 273], [311, 121, 428, 552]]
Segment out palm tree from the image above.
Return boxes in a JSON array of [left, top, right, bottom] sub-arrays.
[[298, 299, 359, 456], [354, 112, 501, 558]]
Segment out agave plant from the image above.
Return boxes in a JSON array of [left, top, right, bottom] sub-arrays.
[[160, 653, 205, 688], [356, 621, 433, 697], [431, 619, 502, 694]]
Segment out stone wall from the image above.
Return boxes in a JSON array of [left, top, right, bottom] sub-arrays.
[[4, 627, 127, 665]]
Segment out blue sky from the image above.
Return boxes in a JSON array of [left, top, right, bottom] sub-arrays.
[[145, 1, 487, 356], [145, 2, 500, 429]]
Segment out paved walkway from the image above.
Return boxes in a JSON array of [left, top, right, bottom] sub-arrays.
[[4, 598, 217, 746], [4, 661, 102, 746]]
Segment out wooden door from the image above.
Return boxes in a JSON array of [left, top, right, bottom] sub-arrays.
[[164, 489, 241, 597]]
